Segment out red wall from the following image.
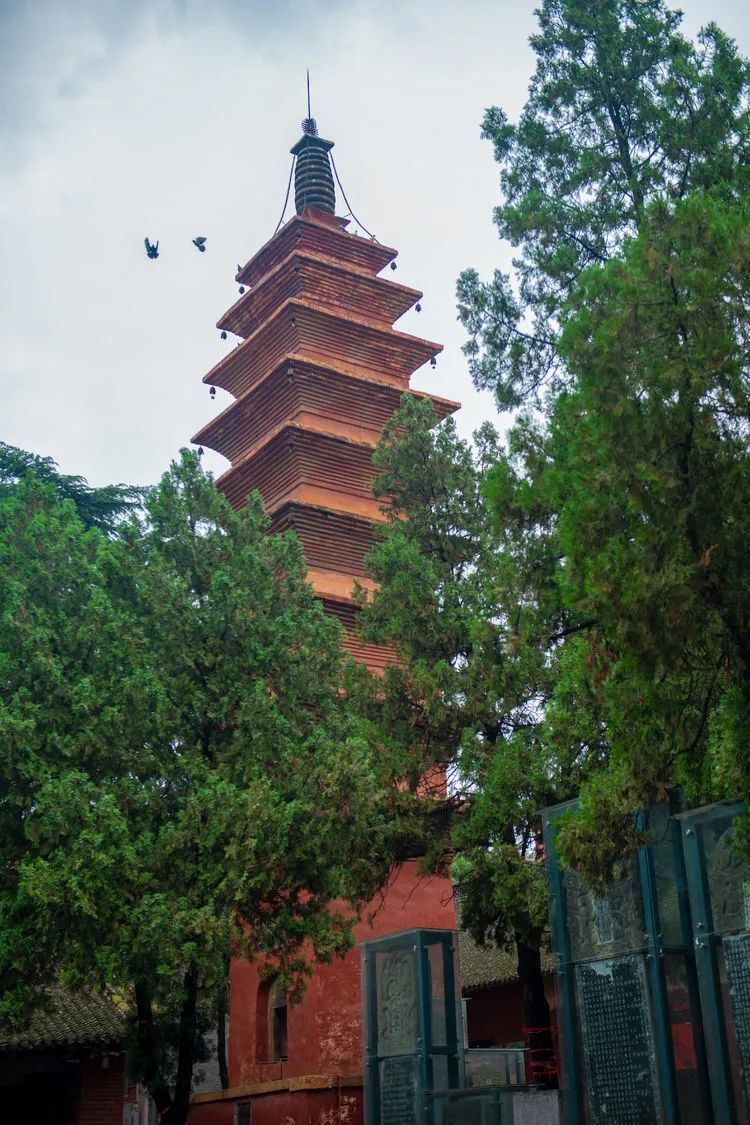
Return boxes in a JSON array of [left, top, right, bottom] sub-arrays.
[[465, 984, 526, 1047], [229, 861, 455, 1084], [191, 1084, 363, 1125], [77, 1053, 127, 1125], [464, 976, 558, 1048]]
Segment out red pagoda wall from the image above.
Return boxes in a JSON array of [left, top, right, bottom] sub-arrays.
[[190, 202, 459, 1120]]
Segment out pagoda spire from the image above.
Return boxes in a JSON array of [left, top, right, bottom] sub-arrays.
[[290, 73, 335, 215]]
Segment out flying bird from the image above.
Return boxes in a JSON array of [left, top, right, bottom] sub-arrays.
[[192, 237, 207, 252], [144, 238, 159, 259]]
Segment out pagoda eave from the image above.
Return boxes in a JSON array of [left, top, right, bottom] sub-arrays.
[[203, 299, 443, 398], [210, 416, 378, 478], [237, 213, 398, 287], [218, 476, 387, 525], [192, 358, 458, 464], [322, 598, 398, 676], [218, 251, 422, 338], [306, 568, 376, 603], [270, 502, 380, 577]]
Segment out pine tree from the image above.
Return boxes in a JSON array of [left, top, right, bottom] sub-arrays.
[[0, 452, 391, 1124]]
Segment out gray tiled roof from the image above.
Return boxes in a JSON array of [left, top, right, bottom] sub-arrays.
[[458, 930, 556, 990], [0, 990, 124, 1051]]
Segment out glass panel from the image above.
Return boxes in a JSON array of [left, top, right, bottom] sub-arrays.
[[723, 933, 750, 1119], [466, 1047, 526, 1087], [376, 948, 419, 1057], [565, 862, 645, 961], [575, 955, 662, 1124], [379, 1055, 419, 1125], [430, 1088, 506, 1125], [663, 953, 704, 1125], [428, 941, 448, 1047], [431, 1053, 450, 1091], [648, 804, 684, 946], [704, 818, 750, 936]]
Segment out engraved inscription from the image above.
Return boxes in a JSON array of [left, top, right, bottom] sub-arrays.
[[724, 933, 750, 1109], [576, 955, 662, 1124], [380, 1055, 419, 1125]]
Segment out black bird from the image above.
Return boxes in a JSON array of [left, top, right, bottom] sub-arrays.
[[192, 237, 207, 252], [144, 237, 159, 259]]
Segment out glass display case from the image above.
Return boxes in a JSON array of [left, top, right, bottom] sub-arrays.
[[541, 794, 711, 1124], [679, 800, 750, 1124], [361, 928, 465, 1125]]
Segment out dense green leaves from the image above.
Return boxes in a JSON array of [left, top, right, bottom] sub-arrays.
[[0, 452, 390, 1122], [452, 0, 750, 889], [458, 0, 750, 409], [474, 188, 750, 883], [536, 192, 750, 878], [361, 1, 750, 1010], [0, 441, 143, 533], [351, 397, 573, 1054]]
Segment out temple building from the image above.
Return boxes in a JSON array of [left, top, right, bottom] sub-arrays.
[[189, 120, 460, 1125]]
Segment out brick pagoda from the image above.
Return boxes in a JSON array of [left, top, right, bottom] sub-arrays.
[[190, 121, 459, 1122]]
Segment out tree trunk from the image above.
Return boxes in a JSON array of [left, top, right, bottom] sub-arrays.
[[135, 969, 200, 1125], [217, 955, 230, 1090], [514, 936, 557, 1088], [134, 981, 174, 1121], [171, 966, 200, 1125]]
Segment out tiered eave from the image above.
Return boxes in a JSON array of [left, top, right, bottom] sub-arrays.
[[194, 205, 458, 673]]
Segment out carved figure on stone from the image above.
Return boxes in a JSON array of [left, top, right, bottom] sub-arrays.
[[378, 951, 418, 1055]]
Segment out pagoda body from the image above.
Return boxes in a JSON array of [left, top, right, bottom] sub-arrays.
[[191, 126, 458, 1120], [194, 190, 457, 668]]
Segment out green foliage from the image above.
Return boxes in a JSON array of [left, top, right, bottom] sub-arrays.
[[451, 0, 750, 890], [0, 452, 390, 1121], [351, 396, 584, 949], [534, 192, 750, 880], [458, 0, 750, 409], [361, 5, 750, 970], [0, 441, 143, 533]]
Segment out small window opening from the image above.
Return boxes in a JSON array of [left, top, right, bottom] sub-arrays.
[[269, 979, 288, 1062]]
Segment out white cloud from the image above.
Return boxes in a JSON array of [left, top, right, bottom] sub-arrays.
[[1, 0, 748, 485]]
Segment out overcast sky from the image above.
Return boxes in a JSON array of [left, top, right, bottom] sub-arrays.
[[1, 0, 748, 487]]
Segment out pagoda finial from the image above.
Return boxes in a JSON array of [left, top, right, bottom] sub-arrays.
[[301, 70, 318, 136], [291, 72, 335, 215]]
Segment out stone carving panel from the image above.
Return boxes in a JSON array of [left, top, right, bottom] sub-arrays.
[[377, 950, 418, 1057], [565, 862, 645, 961]]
